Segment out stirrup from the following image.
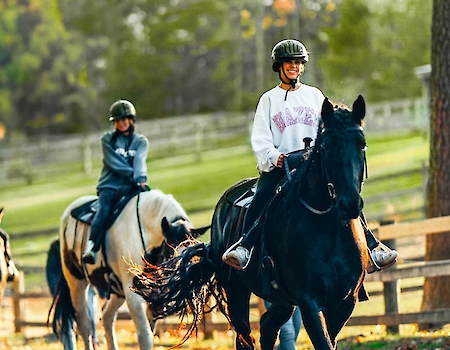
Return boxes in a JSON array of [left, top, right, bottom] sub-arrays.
[[222, 237, 254, 270], [222, 237, 244, 260], [367, 242, 397, 274], [82, 240, 97, 264]]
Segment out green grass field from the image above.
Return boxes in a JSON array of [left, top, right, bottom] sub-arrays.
[[0, 130, 440, 350], [0, 130, 429, 291]]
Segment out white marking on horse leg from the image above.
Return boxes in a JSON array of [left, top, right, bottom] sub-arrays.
[[125, 289, 154, 350], [68, 280, 95, 350]]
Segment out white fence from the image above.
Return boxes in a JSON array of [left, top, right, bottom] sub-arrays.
[[0, 112, 251, 184], [0, 98, 428, 185], [364, 98, 429, 134]]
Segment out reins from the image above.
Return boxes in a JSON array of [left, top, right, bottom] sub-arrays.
[[136, 193, 147, 252], [297, 125, 367, 216]]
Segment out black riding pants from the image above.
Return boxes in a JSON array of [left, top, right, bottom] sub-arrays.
[[239, 150, 309, 250], [239, 153, 380, 251], [240, 168, 284, 250], [89, 185, 137, 251], [89, 188, 118, 251]]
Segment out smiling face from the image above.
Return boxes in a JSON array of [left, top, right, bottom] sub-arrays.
[[114, 117, 132, 132], [280, 59, 305, 81]]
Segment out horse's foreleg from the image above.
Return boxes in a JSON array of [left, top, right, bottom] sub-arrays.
[[224, 283, 254, 350], [259, 303, 294, 350], [124, 289, 154, 350], [102, 294, 125, 350], [326, 296, 357, 347], [299, 301, 335, 350]]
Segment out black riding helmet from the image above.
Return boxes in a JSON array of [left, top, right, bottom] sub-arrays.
[[109, 100, 136, 121], [271, 39, 309, 72], [272, 39, 309, 99]]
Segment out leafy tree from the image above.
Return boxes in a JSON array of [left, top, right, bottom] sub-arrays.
[[62, 0, 232, 120], [320, 0, 431, 103], [0, 0, 435, 136], [0, 0, 98, 137]]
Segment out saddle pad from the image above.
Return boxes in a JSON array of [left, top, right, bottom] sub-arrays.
[[70, 199, 98, 224], [70, 188, 145, 228]]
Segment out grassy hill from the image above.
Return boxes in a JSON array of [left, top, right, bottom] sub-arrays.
[[0, 130, 429, 290]]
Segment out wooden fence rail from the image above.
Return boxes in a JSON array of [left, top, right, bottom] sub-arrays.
[[7, 216, 450, 336], [348, 215, 450, 328]]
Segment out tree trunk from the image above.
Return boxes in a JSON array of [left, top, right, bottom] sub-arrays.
[[421, 0, 450, 329]]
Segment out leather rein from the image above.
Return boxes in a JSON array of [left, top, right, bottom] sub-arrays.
[[295, 126, 367, 216]]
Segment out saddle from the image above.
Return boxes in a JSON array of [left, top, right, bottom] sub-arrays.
[[224, 177, 258, 240], [222, 177, 285, 298], [70, 189, 145, 229]]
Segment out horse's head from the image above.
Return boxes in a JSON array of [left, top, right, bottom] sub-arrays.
[[161, 217, 210, 248], [318, 95, 367, 219]]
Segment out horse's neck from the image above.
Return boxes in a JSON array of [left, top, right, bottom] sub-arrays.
[[139, 190, 188, 228], [302, 153, 332, 208]]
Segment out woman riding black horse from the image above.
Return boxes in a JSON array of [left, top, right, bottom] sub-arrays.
[[222, 39, 397, 273], [131, 95, 385, 350]]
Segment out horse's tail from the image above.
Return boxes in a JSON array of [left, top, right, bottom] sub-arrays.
[[46, 264, 77, 343], [130, 240, 226, 344]]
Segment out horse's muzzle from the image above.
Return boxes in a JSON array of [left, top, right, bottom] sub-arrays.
[[337, 196, 363, 220]]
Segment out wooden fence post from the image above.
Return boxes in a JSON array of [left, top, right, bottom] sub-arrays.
[[380, 220, 400, 334], [12, 271, 25, 333]]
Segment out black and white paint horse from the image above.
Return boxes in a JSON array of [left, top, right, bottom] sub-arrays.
[[52, 189, 208, 349]]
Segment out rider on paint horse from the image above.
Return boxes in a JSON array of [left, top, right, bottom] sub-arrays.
[[82, 100, 150, 264]]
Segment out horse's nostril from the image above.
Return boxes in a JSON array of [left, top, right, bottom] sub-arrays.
[[337, 197, 362, 219]]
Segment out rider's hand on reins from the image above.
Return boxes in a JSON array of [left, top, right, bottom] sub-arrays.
[[276, 154, 287, 168]]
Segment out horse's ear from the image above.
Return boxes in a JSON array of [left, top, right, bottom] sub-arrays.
[[0, 208, 4, 224], [161, 217, 171, 237], [352, 95, 366, 122], [190, 225, 210, 239], [321, 97, 333, 124]]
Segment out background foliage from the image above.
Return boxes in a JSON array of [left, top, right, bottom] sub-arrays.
[[0, 0, 431, 138]]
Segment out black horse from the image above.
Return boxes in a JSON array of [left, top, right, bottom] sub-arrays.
[[131, 96, 370, 350]]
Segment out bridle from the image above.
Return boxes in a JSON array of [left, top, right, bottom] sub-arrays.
[[298, 125, 367, 216]]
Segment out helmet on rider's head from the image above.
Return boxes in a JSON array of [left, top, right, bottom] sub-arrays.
[[109, 100, 136, 121], [271, 39, 309, 72]]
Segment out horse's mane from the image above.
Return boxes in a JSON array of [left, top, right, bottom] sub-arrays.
[[329, 100, 365, 127], [140, 189, 191, 224]]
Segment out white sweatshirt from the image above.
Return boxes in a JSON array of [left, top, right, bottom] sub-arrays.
[[251, 84, 325, 172]]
